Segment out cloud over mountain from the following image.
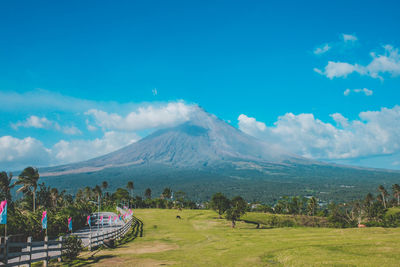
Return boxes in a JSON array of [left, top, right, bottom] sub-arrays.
[[238, 106, 400, 160]]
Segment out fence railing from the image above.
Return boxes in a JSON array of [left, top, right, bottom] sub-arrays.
[[0, 213, 137, 266], [0, 236, 63, 266], [88, 216, 135, 250]]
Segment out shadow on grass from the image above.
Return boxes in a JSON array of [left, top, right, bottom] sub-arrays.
[[63, 254, 115, 266]]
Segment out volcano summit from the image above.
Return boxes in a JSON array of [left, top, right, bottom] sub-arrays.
[[41, 106, 400, 203]]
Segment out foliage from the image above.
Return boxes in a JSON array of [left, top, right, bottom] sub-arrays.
[[226, 196, 247, 227], [62, 235, 82, 261], [210, 192, 230, 218]]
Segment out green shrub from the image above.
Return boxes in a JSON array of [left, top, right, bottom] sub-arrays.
[[62, 235, 82, 261]]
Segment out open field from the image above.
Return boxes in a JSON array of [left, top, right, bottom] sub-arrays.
[[65, 209, 400, 266]]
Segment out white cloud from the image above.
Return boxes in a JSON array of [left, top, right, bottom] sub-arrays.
[[11, 115, 81, 135], [86, 102, 195, 131], [237, 114, 266, 133], [0, 131, 139, 170], [354, 88, 373, 96], [238, 106, 400, 160], [342, 34, 358, 42], [344, 88, 373, 96], [61, 126, 82, 135], [51, 131, 139, 164], [314, 61, 361, 79], [314, 44, 331, 55], [315, 45, 400, 80], [0, 136, 51, 170], [11, 116, 53, 130]]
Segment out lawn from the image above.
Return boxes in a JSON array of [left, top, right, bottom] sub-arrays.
[[64, 209, 400, 266]]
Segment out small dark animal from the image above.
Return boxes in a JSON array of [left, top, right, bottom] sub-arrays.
[[176, 215, 181, 219]]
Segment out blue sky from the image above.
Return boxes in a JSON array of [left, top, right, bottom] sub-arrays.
[[1, 0, 400, 170]]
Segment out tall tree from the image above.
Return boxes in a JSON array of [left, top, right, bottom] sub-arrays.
[[392, 184, 400, 206], [144, 188, 152, 200], [378, 185, 389, 209], [210, 192, 231, 218], [50, 187, 59, 208], [162, 187, 172, 199], [102, 181, 108, 192], [0, 171, 15, 201], [127, 181, 134, 197], [226, 196, 247, 228], [307, 197, 318, 216], [16, 167, 40, 212], [93, 185, 102, 199]]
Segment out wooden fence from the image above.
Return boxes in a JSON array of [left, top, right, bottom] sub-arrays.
[[0, 215, 137, 267]]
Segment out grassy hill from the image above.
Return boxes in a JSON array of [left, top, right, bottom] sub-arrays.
[[64, 209, 400, 266]]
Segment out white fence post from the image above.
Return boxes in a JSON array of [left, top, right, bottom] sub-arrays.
[[89, 233, 92, 251], [27, 236, 32, 267], [58, 236, 63, 262], [43, 236, 48, 267]]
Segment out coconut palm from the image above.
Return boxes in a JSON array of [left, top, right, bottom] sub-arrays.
[[16, 167, 40, 212], [126, 181, 134, 196], [392, 184, 400, 206], [50, 187, 59, 208], [0, 171, 15, 201], [308, 197, 318, 216], [378, 185, 389, 209], [93, 185, 102, 199], [102, 181, 108, 192], [145, 188, 152, 199]]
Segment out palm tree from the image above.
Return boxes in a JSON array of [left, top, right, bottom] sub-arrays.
[[392, 184, 400, 206], [378, 185, 389, 209], [50, 187, 59, 208], [83, 186, 93, 201], [16, 167, 40, 212], [126, 181, 134, 208], [162, 187, 172, 199], [0, 171, 15, 201], [145, 188, 152, 199], [126, 181, 134, 196], [93, 185, 102, 199], [102, 181, 108, 192], [308, 197, 318, 216]]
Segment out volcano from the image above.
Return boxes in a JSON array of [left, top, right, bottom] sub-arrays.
[[41, 106, 400, 203]]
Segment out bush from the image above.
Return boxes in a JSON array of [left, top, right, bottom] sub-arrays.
[[62, 235, 82, 261]]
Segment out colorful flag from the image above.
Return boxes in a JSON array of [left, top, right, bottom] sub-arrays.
[[68, 217, 72, 231], [113, 216, 117, 223], [100, 215, 104, 225], [42, 211, 47, 230], [87, 215, 91, 226], [108, 215, 112, 225], [0, 200, 7, 224], [118, 214, 122, 221]]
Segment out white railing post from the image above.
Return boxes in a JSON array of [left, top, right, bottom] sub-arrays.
[[43, 236, 48, 267], [58, 236, 63, 262], [27, 236, 32, 267], [89, 233, 92, 251]]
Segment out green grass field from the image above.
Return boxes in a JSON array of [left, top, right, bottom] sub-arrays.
[[68, 209, 400, 266]]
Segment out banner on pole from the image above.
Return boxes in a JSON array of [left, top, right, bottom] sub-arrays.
[[42, 211, 47, 230], [87, 215, 91, 226], [68, 217, 72, 231], [0, 200, 7, 224]]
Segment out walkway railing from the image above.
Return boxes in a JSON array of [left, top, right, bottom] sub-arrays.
[[0, 211, 139, 266]]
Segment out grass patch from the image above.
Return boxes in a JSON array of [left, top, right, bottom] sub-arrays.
[[54, 209, 400, 266]]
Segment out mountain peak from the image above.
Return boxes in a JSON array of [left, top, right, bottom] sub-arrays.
[[42, 106, 301, 176]]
